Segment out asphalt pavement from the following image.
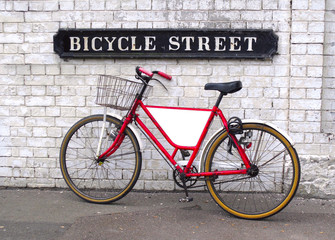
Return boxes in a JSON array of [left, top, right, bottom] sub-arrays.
[[0, 188, 335, 240]]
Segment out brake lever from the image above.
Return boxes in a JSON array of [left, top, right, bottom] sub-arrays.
[[151, 78, 168, 92]]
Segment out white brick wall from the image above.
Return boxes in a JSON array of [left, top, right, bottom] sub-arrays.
[[0, 0, 334, 197]]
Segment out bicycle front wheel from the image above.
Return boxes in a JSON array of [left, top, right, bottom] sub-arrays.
[[205, 123, 300, 219], [60, 114, 141, 203]]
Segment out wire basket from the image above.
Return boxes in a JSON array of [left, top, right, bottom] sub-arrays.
[[95, 75, 152, 110]]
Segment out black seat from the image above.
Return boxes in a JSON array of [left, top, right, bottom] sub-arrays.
[[204, 81, 242, 95]]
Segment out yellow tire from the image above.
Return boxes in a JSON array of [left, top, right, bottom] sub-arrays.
[[205, 123, 300, 219], [60, 115, 141, 203]]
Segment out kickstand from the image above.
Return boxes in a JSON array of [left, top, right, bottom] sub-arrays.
[[179, 173, 193, 203]]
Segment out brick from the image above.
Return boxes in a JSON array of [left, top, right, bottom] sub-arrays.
[[263, 0, 278, 9], [182, 0, 197, 10], [52, 11, 83, 21], [198, 0, 214, 10], [291, 66, 306, 77], [291, 88, 306, 99], [90, 0, 105, 10], [167, 0, 182, 10], [60, 1, 74, 10], [0, 33, 24, 43], [25, 33, 54, 43], [13, 1, 29, 11], [310, 1, 325, 10], [121, 0, 136, 10], [291, 44, 307, 54], [241, 98, 272, 109], [309, 22, 325, 33], [32, 22, 59, 33], [31, 86, 46, 95], [144, 180, 174, 190], [44, 1, 59, 11], [178, 76, 208, 87], [0, 167, 13, 177], [209, 11, 240, 21], [290, 99, 322, 110], [291, 33, 324, 44], [25, 12, 52, 22], [61, 65, 76, 75], [25, 76, 54, 85], [273, 11, 291, 21], [307, 44, 323, 55], [214, 0, 230, 10], [0, 96, 24, 106], [28, 1, 44, 11], [292, 22, 308, 32], [31, 65, 45, 75], [292, 0, 309, 9], [291, 55, 323, 66], [241, 11, 264, 21], [4, 44, 18, 54], [75, 0, 89, 10], [25, 54, 59, 64], [290, 122, 320, 133], [26, 96, 54, 106], [307, 66, 323, 77], [306, 111, 321, 121], [292, 10, 324, 21], [0, 12, 24, 22], [4, 23, 18, 33]]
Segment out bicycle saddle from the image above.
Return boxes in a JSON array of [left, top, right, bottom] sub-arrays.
[[204, 81, 242, 95]]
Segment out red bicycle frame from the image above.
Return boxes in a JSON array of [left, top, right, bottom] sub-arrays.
[[99, 98, 252, 179]]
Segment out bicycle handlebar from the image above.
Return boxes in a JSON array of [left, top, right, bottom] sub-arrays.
[[156, 71, 172, 81], [136, 66, 172, 81]]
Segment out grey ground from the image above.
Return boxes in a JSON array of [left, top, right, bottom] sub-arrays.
[[0, 188, 334, 240]]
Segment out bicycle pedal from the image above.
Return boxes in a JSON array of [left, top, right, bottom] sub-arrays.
[[179, 197, 193, 203]]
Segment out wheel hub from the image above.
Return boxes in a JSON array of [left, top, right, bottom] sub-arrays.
[[247, 164, 259, 177]]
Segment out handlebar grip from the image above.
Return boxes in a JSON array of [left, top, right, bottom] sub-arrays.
[[138, 67, 154, 78], [157, 71, 172, 81]]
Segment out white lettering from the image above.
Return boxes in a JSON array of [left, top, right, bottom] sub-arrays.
[[104, 37, 116, 51], [244, 37, 257, 51], [118, 37, 129, 51], [214, 37, 226, 51], [198, 37, 210, 51], [131, 36, 142, 51], [229, 37, 241, 51], [70, 37, 81, 51], [182, 37, 194, 51], [83, 36, 89, 51], [169, 36, 180, 51], [92, 37, 102, 51], [145, 36, 156, 51]]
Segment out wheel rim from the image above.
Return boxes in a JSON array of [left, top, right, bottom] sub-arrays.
[[61, 116, 140, 202], [206, 124, 299, 218]]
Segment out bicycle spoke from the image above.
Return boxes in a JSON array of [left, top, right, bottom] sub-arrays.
[[205, 123, 300, 219], [60, 115, 141, 202]]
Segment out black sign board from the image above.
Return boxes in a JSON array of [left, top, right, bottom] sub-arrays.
[[54, 29, 278, 59]]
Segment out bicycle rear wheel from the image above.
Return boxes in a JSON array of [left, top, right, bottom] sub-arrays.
[[205, 123, 300, 219], [60, 115, 141, 203]]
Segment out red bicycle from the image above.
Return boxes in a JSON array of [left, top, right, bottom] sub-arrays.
[[60, 66, 300, 219]]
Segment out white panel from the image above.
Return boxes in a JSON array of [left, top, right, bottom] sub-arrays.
[[147, 108, 211, 146]]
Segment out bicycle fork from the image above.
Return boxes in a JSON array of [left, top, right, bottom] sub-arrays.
[[97, 112, 132, 161], [95, 107, 108, 158]]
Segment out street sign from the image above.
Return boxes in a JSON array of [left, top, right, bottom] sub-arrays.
[[54, 29, 278, 59]]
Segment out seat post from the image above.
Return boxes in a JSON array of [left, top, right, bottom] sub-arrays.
[[215, 92, 225, 107]]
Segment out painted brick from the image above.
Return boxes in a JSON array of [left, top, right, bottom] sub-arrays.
[[0, 12, 24, 22], [28, 1, 44, 11]]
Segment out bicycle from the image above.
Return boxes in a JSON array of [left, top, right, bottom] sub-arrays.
[[60, 66, 300, 219]]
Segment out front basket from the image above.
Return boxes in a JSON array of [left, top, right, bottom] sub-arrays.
[[95, 75, 152, 110]]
